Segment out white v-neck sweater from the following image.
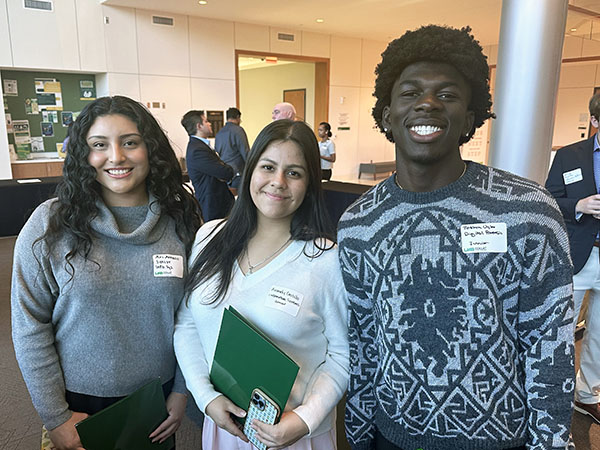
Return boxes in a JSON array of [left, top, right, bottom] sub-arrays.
[[174, 220, 349, 438]]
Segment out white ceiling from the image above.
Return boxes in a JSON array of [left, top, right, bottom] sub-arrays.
[[101, 0, 600, 46]]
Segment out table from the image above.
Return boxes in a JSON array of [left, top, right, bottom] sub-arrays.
[[358, 161, 396, 179], [322, 180, 370, 228], [0, 177, 61, 237]]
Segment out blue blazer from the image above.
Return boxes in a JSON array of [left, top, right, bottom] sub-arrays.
[[185, 137, 234, 222], [545, 135, 598, 274]]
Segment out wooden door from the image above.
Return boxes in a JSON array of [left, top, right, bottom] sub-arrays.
[[283, 89, 306, 122]]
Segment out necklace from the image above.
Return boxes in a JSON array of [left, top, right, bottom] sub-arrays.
[[394, 162, 467, 190], [245, 237, 292, 275]]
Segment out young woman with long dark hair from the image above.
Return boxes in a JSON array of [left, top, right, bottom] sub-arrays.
[[174, 119, 349, 450], [11, 96, 201, 450]]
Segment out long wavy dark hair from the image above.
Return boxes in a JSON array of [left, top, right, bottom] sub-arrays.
[[184, 119, 334, 304], [39, 96, 201, 277]]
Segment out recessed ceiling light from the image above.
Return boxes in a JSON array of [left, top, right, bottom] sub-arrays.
[[198, 0, 208, 4], [316, 18, 324, 23]]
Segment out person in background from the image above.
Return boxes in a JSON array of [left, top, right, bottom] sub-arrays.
[[272, 102, 296, 121], [182, 110, 234, 221], [318, 122, 336, 181], [215, 107, 250, 190], [338, 25, 574, 450], [12, 95, 201, 450], [174, 119, 349, 450], [546, 92, 600, 424]]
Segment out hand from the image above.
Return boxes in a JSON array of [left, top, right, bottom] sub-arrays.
[[251, 411, 309, 449], [576, 194, 600, 215], [205, 395, 248, 442], [47, 411, 89, 450], [149, 391, 188, 444]]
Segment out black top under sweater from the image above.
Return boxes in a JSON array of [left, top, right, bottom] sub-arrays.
[[337, 162, 575, 450]]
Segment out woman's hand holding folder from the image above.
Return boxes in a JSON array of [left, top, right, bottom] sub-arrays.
[[149, 391, 187, 444], [206, 394, 249, 442], [48, 411, 88, 450]]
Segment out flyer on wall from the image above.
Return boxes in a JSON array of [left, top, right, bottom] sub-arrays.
[[41, 121, 54, 137], [35, 78, 63, 111], [3, 79, 18, 96]]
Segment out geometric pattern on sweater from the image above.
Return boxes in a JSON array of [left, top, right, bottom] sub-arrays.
[[338, 162, 574, 450]]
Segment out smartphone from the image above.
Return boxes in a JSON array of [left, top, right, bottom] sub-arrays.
[[243, 388, 280, 450]]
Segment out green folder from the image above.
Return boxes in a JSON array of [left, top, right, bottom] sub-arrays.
[[75, 379, 174, 450], [210, 306, 299, 423]]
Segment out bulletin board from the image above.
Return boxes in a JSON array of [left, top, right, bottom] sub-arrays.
[[2, 70, 96, 160]]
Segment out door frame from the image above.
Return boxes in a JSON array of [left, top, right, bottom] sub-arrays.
[[235, 50, 330, 131]]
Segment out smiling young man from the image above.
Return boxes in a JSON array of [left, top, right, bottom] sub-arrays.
[[337, 25, 574, 450]]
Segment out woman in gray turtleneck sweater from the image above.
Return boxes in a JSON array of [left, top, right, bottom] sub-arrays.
[[11, 96, 201, 450]]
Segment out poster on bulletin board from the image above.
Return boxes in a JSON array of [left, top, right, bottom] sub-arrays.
[[3, 79, 18, 96], [35, 78, 63, 111], [79, 80, 96, 100]]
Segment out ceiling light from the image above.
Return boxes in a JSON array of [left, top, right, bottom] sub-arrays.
[[316, 18, 324, 23], [571, 27, 577, 32], [198, 0, 208, 4]]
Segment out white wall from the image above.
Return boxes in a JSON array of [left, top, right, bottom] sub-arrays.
[[0, 2, 392, 178], [552, 63, 600, 148], [5, 2, 600, 180]]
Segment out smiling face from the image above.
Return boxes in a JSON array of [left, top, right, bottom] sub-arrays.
[[250, 140, 309, 226], [87, 114, 150, 207], [382, 61, 474, 167]]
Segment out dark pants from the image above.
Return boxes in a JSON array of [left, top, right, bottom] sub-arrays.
[[66, 378, 175, 449], [321, 169, 332, 180], [375, 430, 527, 450]]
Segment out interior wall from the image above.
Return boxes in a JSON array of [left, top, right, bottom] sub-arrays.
[[3, 2, 600, 181], [0, 2, 392, 179], [552, 62, 600, 148], [239, 62, 315, 145]]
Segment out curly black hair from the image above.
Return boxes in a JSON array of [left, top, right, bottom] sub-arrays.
[[373, 25, 494, 145], [40, 96, 201, 278]]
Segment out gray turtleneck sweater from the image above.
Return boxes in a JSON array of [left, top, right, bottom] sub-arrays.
[[11, 197, 187, 430]]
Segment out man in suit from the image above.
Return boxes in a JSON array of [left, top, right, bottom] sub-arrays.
[[181, 110, 234, 221], [546, 92, 600, 424], [215, 107, 250, 190]]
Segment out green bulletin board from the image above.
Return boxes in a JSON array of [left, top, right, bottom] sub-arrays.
[[2, 70, 96, 159]]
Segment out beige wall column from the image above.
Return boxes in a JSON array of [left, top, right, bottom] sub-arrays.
[[488, 0, 568, 184]]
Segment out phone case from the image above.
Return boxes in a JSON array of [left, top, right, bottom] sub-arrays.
[[243, 389, 280, 450]]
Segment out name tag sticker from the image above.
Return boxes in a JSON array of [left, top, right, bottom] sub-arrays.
[[153, 254, 184, 278], [563, 168, 583, 185], [461, 223, 507, 253], [264, 286, 304, 317]]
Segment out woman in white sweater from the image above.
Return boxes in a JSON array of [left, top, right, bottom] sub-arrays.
[[174, 119, 349, 450]]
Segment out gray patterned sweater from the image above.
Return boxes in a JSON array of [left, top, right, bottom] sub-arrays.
[[12, 197, 187, 430], [337, 162, 574, 450]]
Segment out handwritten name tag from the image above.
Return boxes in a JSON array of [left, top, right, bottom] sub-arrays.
[[153, 254, 184, 278], [461, 223, 507, 253], [563, 168, 583, 185], [264, 286, 304, 317]]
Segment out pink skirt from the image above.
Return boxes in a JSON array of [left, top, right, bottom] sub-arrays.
[[202, 416, 337, 450]]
